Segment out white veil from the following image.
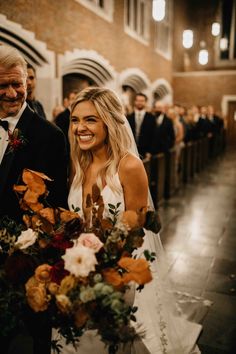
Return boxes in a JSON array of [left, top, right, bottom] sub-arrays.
[[123, 117, 209, 354]]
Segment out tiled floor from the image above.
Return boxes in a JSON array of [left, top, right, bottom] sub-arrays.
[[158, 149, 236, 354]]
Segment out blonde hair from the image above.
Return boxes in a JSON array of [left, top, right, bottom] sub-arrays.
[[0, 44, 27, 78], [69, 86, 133, 193]]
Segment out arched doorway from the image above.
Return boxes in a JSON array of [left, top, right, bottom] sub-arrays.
[[59, 49, 116, 101]]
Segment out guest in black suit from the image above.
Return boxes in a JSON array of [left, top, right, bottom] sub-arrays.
[[54, 90, 77, 153], [127, 92, 156, 159], [0, 44, 68, 354], [26, 63, 47, 120], [152, 101, 175, 153]]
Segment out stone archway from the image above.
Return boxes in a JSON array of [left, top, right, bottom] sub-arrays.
[[58, 49, 116, 99], [118, 68, 151, 110], [151, 78, 173, 106], [0, 14, 55, 119]]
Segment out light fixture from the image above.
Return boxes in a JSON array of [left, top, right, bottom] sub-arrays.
[[152, 0, 166, 22], [212, 22, 220, 36], [183, 30, 193, 49], [220, 37, 228, 51], [198, 49, 208, 65]]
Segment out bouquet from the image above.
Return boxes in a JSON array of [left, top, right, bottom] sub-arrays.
[[0, 169, 161, 354]]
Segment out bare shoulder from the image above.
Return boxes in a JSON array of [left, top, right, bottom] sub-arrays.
[[119, 153, 145, 174], [119, 153, 148, 187]]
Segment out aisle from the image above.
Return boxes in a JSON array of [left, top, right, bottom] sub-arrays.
[[159, 149, 236, 354]]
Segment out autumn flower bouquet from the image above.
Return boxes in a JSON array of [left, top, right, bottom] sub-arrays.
[[0, 169, 161, 354]]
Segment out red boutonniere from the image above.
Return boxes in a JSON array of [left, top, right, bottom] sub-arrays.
[[7, 128, 28, 152]]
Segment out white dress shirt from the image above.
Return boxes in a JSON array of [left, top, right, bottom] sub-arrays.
[[0, 102, 27, 163], [134, 109, 145, 139], [156, 113, 164, 125]]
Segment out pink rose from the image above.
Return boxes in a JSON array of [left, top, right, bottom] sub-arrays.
[[77, 233, 103, 253]]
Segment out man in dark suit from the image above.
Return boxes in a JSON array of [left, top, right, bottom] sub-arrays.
[[54, 90, 77, 154], [152, 101, 175, 154], [127, 92, 156, 159], [0, 45, 68, 354], [26, 63, 47, 120]]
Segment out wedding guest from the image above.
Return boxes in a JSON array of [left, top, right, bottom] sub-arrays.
[[127, 92, 156, 159], [168, 107, 185, 188], [152, 101, 175, 154], [0, 44, 69, 354], [55, 90, 78, 152], [26, 63, 47, 120]]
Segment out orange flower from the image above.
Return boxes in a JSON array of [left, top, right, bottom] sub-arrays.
[[26, 284, 49, 312], [35, 264, 52, 284], [103, 268, 124, 288], [48, 282, 59, 295], [59, 275, 77, 295], [56, 294, 72, 314], [59, 209, 81, 223], [121, 211, 140, 229], [118, 257, 152, 285]]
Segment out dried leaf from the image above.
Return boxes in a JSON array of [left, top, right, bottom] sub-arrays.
[[100, 219, 113, 231], [13, 185, 27, 193], [27, 202, 44, 212], [22, 170, 46, 195], [86, 193, 92, 208], [60, 210, 80, 223], [39, 208, 55, 225], [24, 189, 39, 204], [23, 214, 31, 228], [92, 184, 100, 203], [24, 169, 53, 181]]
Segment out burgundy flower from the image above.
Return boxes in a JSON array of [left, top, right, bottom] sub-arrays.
[[51, 260, 69, 284], [51, 232, 73, 250]]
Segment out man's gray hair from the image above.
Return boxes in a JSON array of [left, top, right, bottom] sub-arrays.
[[0, 44, 27, 76]]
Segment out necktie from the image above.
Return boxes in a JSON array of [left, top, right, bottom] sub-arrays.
[[0, 120, 9, 131]]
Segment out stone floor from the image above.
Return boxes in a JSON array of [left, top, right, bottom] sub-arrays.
[[158, 148, 236, 354]]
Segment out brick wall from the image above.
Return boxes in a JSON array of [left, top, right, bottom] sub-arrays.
[[0, 0, 172, 82], [173, 72, 236, 113]]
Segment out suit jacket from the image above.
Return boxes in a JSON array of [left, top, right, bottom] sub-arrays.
[[152, 114, 175, 154], [27, 99, 47, 120], [0, 105, 68, 222], [127, 111, 156, 158], [55, 108, 70, 154]]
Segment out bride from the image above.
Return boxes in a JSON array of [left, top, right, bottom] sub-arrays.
[[55, 87, 202, 354]]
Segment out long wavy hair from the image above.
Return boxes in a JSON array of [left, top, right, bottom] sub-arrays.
[[69, 86, 133, 193]]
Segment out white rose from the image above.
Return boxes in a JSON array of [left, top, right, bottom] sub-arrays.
[[62, 244, 98, 278], [15, 228, 37, 249]]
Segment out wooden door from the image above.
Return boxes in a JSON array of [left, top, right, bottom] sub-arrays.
[[227, 102, 236, 146]]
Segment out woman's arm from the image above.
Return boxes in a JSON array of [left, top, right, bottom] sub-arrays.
[[119, 154, 149, 211]]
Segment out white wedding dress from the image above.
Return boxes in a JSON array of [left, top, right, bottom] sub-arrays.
[[52, 170, 203, 354]]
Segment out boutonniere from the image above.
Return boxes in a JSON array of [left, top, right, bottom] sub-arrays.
[[7, 128, 28, 152]]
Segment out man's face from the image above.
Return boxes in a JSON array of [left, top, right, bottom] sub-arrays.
[[26, 67, 36, 99], [134, 95, 146, 110], [0, 64, 27, 118], [154, 102, 164, 115]]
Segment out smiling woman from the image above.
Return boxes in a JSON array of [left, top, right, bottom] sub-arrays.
[[71, 100, 108, 152], [68, 87, 148, 223]]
